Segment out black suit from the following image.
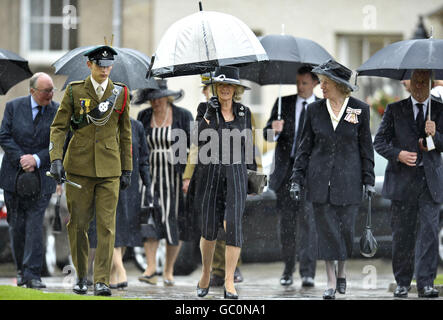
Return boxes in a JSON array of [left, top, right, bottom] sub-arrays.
[[373, 97, 443, 289], [291, 97, 375, 260], [264, 94, 318, 277], [0, 95, 58, 282]]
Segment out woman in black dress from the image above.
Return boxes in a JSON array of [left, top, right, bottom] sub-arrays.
[[191, 66, 256, 299], [136, 80, 193, 286], [290, 59, 375, 299]]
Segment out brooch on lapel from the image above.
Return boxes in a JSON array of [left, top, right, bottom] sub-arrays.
[[344, 107, 361, 124]]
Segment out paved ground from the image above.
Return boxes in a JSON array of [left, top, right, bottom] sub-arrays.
[[0, 258, 442, 300]]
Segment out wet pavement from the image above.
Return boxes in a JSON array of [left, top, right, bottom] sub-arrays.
[[1, 258, 442, 300]]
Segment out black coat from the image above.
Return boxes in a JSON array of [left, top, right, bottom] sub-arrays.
[[291, 97, 375, 205], [373, 97, 443, 203], [263, 94, 320, 191], [0, 95, 58, 195]]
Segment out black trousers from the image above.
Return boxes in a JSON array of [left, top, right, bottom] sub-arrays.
[[277, 177, 317, 277], [5, 191, 51, 281], [391, 167, 440, 289]]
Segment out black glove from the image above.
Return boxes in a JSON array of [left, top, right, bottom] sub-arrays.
[[289, 182, 301, 202], [50, 159, 65, 184], [204, 96, 220, 121], [120, 170, 132, 190], [363, 184, 376, 200]]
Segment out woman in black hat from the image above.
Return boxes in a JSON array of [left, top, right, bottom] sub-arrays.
[[290, 59, 375, 299], [191, 66, 256, 299], [135, 80, 193, 286]]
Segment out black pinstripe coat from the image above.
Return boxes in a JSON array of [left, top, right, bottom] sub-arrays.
[[188, 101, 256, 248]]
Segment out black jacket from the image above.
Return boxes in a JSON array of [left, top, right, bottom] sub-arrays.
[[291, 96, 375, 205], [373, 97, 443, 203], [0, 95, 58, 195], [263, 94, 320, 191]]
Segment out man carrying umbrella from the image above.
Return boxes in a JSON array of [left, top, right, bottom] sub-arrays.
[[373, 69, 443, 298], [49, 45, 132, 296], [263, 65, 320, 287]]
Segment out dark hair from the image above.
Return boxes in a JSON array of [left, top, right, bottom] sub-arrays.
[[297, 65, 319, 83]]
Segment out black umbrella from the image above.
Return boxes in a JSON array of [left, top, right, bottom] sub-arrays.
[[356, 38, 443, 80], [53, 46, 159, 91], [357, 37, 443, 150], [239, 34, 333, 119], [359, 194, 378, 258], [239, 34, 333, 85], [0, 49, 33, 95]]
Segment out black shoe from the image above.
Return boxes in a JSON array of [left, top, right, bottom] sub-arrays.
[[301, 276, 315, 287], [336, 278, 346, 294], [94, 282, 112, 296], [323, 288, 336, 300], [73, 278, 88, 294], [109, 283, 119, 289], [118, 281, 128, 289], [234, 268, 244, 283], [224, 287, 239, 299], [280, 273, 293, 286], [393, 285, 410, 298], [210, 274, 225, 287], [418, 286, 439, 298], [16, 271, 25, 287], [197, 282, 210, 297], [26, 279, 46, 289]]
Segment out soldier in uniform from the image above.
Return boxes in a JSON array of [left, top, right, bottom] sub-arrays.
[[49, 45, 132, 296]]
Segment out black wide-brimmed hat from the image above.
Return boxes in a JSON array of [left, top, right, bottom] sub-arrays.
[[132, 79, 184, 104], [312, 59, 358, 91], [203, 66, 250, 90]]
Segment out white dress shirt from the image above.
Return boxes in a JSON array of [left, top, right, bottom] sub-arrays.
[[90, 76, 109, 99], [410, 96, 429, 121]]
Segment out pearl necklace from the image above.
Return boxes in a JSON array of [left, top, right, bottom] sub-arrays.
[[152, 106, 170, 127]]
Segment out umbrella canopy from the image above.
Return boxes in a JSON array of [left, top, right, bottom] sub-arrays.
[[356, 38, 443, 80], [149, 10, 268, 78], [0, 49, 33, 95], [239, 34, 333, 85], [53, 46, 159, 90]]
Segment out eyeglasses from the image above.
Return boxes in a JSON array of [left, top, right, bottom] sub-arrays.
[[34, 88, 56, 94]]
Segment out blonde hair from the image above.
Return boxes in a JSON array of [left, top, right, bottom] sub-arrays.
[[214, 83, 245, 101], [319, 74, 352, 98]]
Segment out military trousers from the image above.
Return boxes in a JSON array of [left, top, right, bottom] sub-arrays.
[[65, 173, 119, 285]]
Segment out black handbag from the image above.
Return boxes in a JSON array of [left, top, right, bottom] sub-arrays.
[[359, 194, 378, 258], [247, 169, 267, 195], [15, 168, 41, 200]]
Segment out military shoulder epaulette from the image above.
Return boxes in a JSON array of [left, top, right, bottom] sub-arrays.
[[69, 80, 85, 86]]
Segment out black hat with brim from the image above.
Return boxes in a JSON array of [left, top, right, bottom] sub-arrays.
[[203, 66, 250, 90], [132, 79, 184, 104], [83, 45, 117, 67], [312, 59, 358, 92]]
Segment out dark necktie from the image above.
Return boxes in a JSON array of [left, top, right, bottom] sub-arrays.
[[416, 103, 425, 138], [416, 103, 425, 165], [33, 105, 43, 127], [290, 101, 307, 158]]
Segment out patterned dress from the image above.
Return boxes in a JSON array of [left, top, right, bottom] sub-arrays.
[[143, 126, 181, 245]]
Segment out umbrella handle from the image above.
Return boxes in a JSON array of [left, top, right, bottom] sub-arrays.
[[366, 195, 372, 228], [277, 84, 282, 120]]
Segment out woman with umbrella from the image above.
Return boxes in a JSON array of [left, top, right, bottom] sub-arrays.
[[290, 59, 375, 299], [191, 66, 256, 299], [135, 80, 193, 286]]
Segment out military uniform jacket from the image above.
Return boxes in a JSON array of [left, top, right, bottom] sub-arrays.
[[50, 76, 132, 177]]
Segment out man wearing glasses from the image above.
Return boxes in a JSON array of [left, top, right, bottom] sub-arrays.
[[0, 72, 59, 289]]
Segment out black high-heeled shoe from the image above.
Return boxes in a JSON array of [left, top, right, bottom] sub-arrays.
[[336, 278, 346, 294], [197, 282, 210, 297], [224, 287, 239, 299]]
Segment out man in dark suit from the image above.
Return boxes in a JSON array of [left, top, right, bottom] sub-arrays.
[[374, 69, 443, 298], [0, 72, 58, 288], [263, 65, 319, 287]]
